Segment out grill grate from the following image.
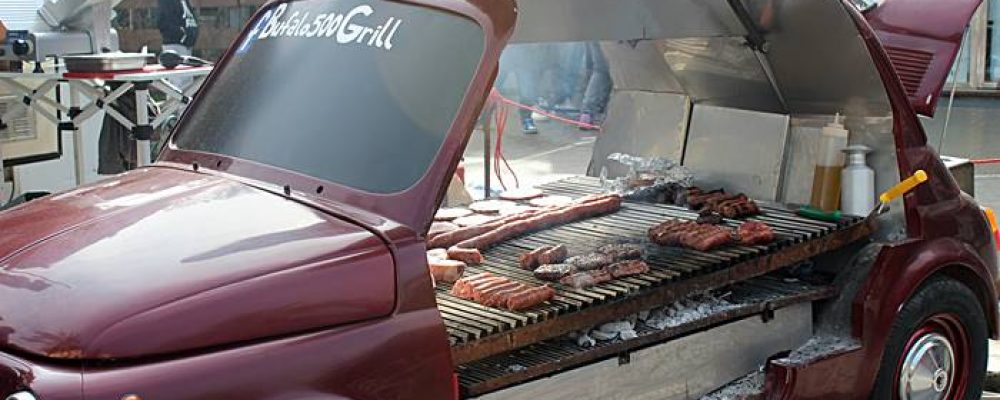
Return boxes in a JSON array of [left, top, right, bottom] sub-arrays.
[[457, 276, 835, 396], [437, 176, 871, 363]]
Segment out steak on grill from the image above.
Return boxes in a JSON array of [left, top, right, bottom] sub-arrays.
[[560, 269, 613, 289], [533, 264, 578, 281], [648, 220, 734, 251], [605, 260, 650, 278], [738, 221, 776, 246]]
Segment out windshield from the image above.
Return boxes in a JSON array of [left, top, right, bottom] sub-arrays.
[[174, 0, 485, 193]]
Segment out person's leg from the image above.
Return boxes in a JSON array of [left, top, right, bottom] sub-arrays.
[[580, 42, 611, 129], [499, 45, 538, 133]]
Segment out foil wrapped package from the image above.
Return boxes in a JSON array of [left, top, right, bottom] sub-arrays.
[[601, 153, 692, 202]]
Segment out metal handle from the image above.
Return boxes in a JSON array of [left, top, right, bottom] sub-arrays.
[[879, 170, 928, 204]]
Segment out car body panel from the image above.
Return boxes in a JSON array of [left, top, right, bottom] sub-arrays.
[[0, 167, 395, 360], [864, 0, 983, 116], [81, 308, 453, 400]]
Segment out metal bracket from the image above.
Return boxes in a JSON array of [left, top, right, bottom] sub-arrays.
[[725, 0, 789, 113]]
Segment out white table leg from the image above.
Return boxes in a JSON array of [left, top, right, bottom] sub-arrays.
[[134, 83, 152, 167]]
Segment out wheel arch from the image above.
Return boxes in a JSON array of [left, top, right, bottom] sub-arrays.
[[934, 263, 999, 340], [848, 238, 998, 396]]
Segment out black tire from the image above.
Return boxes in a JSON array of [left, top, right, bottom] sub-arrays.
[[871, 276, 988, 399]]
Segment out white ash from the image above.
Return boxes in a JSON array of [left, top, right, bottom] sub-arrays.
[[589, 320, 638, 341], [568, 331, 596, 348], [570, 292, 738, 346], [642, 292, 737, 330], [507, 364, 527, 373], [774, 335, 861, 365], [701, 370, 764, 400]]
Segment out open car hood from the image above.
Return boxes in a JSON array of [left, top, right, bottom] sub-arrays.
[[864, 0, 984, 116]]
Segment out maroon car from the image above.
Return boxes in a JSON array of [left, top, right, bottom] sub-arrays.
[[0, 0, 995, 399]]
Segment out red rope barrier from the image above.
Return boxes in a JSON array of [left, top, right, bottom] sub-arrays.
[[971, 158, 1000, 165], [489, 91, 602, 132]]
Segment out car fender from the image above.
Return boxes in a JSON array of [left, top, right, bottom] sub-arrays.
[[850, 237, 998, 394]]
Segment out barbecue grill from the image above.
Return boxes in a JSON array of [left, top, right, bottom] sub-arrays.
[[435, 176, 873, 394]]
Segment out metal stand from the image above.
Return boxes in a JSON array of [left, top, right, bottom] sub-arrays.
[[481, 103, 493, 199], [0, 66, 211, 184]]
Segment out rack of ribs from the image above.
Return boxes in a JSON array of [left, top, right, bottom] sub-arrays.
[[681, 187, 760, 218]]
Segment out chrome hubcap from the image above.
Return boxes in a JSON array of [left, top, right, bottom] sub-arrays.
[[899, 333, 955, 400]]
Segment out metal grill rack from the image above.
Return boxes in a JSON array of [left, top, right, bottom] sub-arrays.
[[456, 276, 835, 397], [437, 177, 872, 366]]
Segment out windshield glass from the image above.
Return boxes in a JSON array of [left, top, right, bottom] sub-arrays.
[[174, 0, 485, 193]]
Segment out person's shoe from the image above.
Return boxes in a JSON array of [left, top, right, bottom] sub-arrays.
[[578, 112, 598, 131], [522, 117, 539, 134]]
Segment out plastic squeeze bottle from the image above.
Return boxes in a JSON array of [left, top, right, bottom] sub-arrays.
[[810, 113, 849, 212], [840, 145, 875, 216]]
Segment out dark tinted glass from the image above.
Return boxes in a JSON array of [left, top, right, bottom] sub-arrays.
[[174, 0, 484, 193]]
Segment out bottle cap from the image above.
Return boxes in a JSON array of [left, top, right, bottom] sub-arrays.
[[842, 144, 872, 154], [823, 113, 849, 138]]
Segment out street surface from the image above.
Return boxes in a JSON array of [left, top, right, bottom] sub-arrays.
[[463, 102, 1000, 398]]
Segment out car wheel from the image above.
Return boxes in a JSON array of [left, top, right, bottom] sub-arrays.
[[871, 276, 988, 400]]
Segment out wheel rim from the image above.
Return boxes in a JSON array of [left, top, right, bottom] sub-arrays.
[[896, 314, 970, 400]]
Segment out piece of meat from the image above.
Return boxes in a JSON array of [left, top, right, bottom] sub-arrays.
[[696, 209, 724, 225], [560, 269, 612, 289], [449, 273, 495, 298], [519, 246, 554, 270], [455, 195, 622, 250], [596, 243, 643, 261], [647, 219, 692, 246], [684, 227, 733, 251], [428, 259, 465, 283], [648, 220, 733, 251], [506, 285, 556, 311], [428, 209, 543, 248], [565, 253, 613, 271], [447, 247, 484, 265], [482, 283, 528, 307], [685, 188, 726, 209], [474, 281, 522, 303], [537, 244, 569, 265], [426, 248, 448, 261], [428, 222, 459, 240], [533, 264, 578, 281], [606, 260, 650, 278], [738, 221, 775, 246]]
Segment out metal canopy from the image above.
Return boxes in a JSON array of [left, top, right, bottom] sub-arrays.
[[510, 0, 891, 117], [509, 0, 747, 43]]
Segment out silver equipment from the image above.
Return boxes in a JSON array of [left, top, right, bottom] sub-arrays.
[[0, 0, 121, 62]]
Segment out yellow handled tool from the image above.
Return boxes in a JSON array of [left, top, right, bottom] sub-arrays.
[[873, 170, 929, 216]]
